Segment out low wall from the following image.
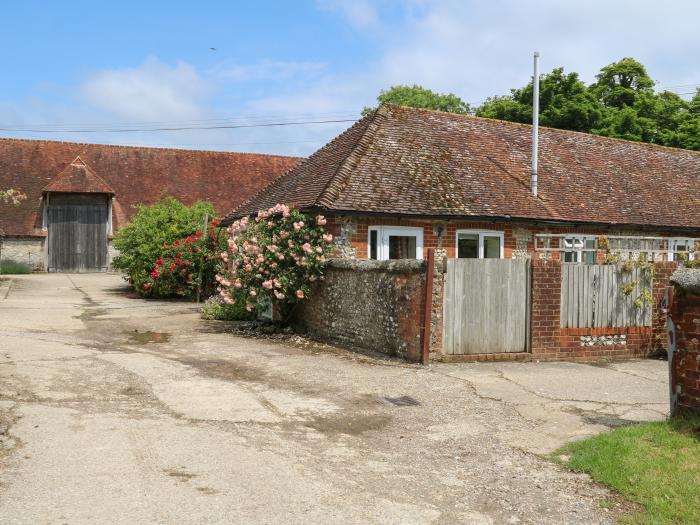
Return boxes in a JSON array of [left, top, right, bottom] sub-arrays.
[[669, 269, 700, 416], [298, 258, 427, 361], [0, 237, 46, 271], [530, 260, 676, 361], [0, 236, 119, 272]]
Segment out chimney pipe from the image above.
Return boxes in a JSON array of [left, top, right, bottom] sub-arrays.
[[531, 51, 540, 198]]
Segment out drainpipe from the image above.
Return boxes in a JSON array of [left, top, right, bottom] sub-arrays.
[[531, 51, 540, 198]]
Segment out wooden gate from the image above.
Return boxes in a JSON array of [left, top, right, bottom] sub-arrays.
[[443, 259, 531, 355], [47, 194, 109, 272], [560, 264, 652, 328]]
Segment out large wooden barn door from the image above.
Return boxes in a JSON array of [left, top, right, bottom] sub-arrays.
[[47, 194, 109, 272]]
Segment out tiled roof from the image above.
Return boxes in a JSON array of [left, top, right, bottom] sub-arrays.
[[0, 138, 300, 236], [42, 157, 115, 194], [223, 104, 700, 230]]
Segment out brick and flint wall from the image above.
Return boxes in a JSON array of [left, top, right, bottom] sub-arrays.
[[299, 251, 677, 363], [669, 269, 700, 416], [297, 258, 428, 362]]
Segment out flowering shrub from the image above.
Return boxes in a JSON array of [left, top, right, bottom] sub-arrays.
[[112, 196, 216, 291], [216, 204, 333, 315], [139, 218, 228, 298]]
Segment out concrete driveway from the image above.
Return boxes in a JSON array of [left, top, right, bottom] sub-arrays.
[[0, 274, 668, 524]]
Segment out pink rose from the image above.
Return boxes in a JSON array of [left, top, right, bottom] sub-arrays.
[[302, 243, 312, 253], [316, 215, 327, 226], [322, 233, 333, 242], [315, 246, 323, 253], [249, 289, 257, 297], [274, 290, 285, 300], [296, 290, 305, 299], [262, 280, 273, 289], [244, 264, 253, 272]]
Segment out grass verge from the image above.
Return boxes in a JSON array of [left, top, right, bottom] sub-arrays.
[[554, 416, 700, 524]]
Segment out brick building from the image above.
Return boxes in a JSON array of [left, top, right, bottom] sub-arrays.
[[0, 138, 299, 271], [223, 104, 699, 262]]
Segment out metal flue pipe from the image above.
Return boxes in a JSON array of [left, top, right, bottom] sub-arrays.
[[531, 51, 540, 198]]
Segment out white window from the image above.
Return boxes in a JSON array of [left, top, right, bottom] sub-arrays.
[[456, 230, 504, 259], [368, 226, 424, 260], [668, 238, 697, 262], [562, 236, 596, 264]]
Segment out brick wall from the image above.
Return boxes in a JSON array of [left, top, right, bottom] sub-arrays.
[[669, 270, 700, 416], [326, 214, 699, 262], [297, 258, 427, 362], [530, 259, 676, 361]]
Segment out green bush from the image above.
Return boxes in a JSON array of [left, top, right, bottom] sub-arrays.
[[0, 259, 32, 274], [201, 295, 256, 321], [112, 196, 215, 291]]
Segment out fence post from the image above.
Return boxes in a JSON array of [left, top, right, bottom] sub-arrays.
[[196, 213, 209, 304], [422, 248, 435, 365]]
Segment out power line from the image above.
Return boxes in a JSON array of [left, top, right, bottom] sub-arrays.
[[0, 118, 357, 134], [2, 110, 362, 130]]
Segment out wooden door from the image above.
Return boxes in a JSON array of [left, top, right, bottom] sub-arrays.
[[443, 259, 531, 355], [47, 194, 109, 272]]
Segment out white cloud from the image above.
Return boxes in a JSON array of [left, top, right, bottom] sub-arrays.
[[316, 0, 379, 28], [80, 57, 211, 121]]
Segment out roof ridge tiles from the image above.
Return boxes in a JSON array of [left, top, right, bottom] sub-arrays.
[[0, 136, 301, 159]]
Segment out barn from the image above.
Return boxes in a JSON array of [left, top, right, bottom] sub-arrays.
[[0, 138, 299, 272]]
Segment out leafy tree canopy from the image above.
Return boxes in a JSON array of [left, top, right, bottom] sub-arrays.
[[475, 57, 699, 151], [363, 85, 470, 116]]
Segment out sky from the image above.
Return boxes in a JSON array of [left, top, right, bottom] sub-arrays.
[[1, 0, 699, 156]]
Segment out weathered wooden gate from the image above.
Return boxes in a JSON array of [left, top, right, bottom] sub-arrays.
[[560, 264, 652, 327], [47, 194, 109, 272], [443, 259, 531, 355]]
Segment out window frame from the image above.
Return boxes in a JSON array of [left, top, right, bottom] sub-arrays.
[[367, 225, 424, 260], [668, 238, 697, 262], [561, 235, 596, 264], [455, 229, 505, 259]]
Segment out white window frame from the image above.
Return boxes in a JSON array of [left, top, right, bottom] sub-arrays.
[[367, 226, 424, 260], [668, 238, 697, 262], [561, 235, 596, 264], [455, 229, 505, 259]]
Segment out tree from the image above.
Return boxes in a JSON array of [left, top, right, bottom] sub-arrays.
[[478, 68, 604, 132], [590, 57, 655, 109], [475, 57, 699, 151], [363, 85, 470, 116]]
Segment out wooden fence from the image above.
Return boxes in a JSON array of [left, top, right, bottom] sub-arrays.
[[560, 264, 652, 328]]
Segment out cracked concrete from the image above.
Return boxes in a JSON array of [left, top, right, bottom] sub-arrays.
[[0, 273, 667, 524]]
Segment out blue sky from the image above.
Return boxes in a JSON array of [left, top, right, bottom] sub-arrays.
[[1, 1, 699, 156]]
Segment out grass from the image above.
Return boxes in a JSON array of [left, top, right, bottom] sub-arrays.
[[554, 417, 700, 524], [0, 259, 32, 274]]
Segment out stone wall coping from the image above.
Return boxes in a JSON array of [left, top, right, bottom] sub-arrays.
[[326, 258, 426, 273], [671, 268, 700, 296]]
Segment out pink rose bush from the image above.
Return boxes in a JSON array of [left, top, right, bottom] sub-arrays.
[[216, 204, 333, 315]]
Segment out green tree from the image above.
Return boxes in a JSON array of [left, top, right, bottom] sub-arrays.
[[112, 196, 215, 290], [478, 68, 604, 132], [363, 85, 470, 116], [476, 57, 699, 151], [590, 57, 655, 109]]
